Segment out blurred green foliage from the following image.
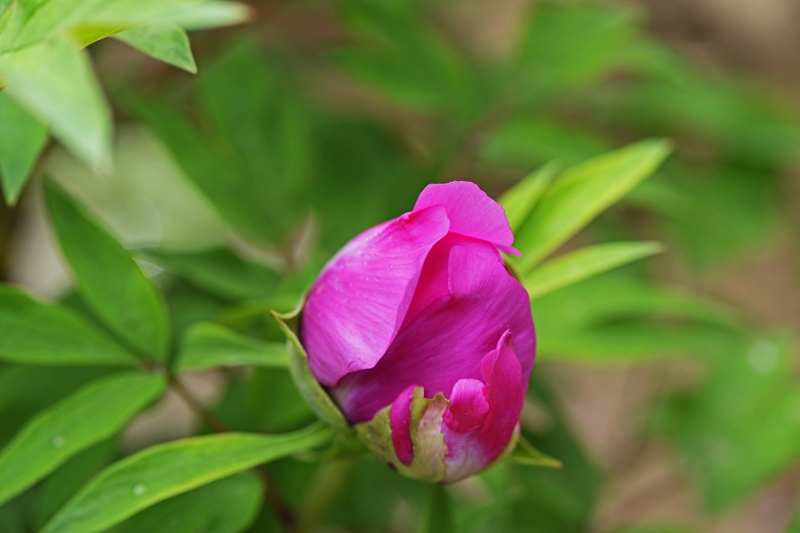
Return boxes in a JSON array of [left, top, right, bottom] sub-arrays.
[[0, 0, 799, 532]]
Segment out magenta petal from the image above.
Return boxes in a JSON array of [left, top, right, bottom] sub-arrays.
[[413, 181, 520, 256], [443, 379, 489, 433], [442, 331, 524, 482], [302, 205, 450, 386], [390, 384, 418, 465], [333, 243, 534, 423]]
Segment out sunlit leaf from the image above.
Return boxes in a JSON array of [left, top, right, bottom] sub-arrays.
[[514, 139, 671, 271], [0, 372, 165, 507], [0, 38, 111, 174], [45, 181, 170, 361], [0, 92, 47, 204], [499, 161, 559, 232], [115, 24, 196, 73], [42, 424, 334, 533], [524, 241, 663, 300]]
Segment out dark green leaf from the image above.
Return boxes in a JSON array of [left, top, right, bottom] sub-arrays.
[[0, 285, 137, 367], [177, 322, 287, 372], [45, 181, 170, 360], [105, 472, 261, 533], [0, 91, 47, 204], [0, 372, 165, 506], [115, 24, 196, 73], [0, 38, 111, 173], [33, 440, 117, 529], [144, 247, 280, 301], [42, 424, 335, 533]]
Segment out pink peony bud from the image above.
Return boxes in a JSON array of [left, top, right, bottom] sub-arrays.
[[300, 181, 535, 483]]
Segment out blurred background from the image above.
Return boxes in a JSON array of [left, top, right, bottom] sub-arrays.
[[2, 0, 799, 532]]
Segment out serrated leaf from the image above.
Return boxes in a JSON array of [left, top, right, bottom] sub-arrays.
[[0, 38, 111, 174], [0, 372, 165, 507], [177, 322, 287, 372], [0, 92, 47, 204], [144, 247, 280, 301], [0, 285, 137, 367], [514, 139, 670, 271], [524, 241, 663, 300], [272, 303, 350, 431], [42, 423, 335, 533], [115, 24, 196, 73], [499, 162, 559, 232], [44, 181, 170, 361], [508, 437, 562, 468], [105, 472, 261, 533]]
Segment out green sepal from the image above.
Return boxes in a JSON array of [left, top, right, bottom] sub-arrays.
[[508, 435, 562, 468], [271, 299, 349, 431], [354, 386, 449, 483]]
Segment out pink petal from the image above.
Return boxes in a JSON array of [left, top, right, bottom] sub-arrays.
[[389, 384, 417, 465], [413, 181, 520, 256], [301, 205, 450, 386], [333, 243, 535, 423], [442, 331, 525, 482], [443, 379, 490, 433]]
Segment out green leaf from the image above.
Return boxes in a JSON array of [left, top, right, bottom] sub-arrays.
[[177, 322, 287, 372], [0, 285, 137, 367], [0, 38, 111, 174], [115, 24, 196, 73], [144, 247, 280, 301], [652, 334, 800, 510], [0, 92, 47, 204], [33, 440, 117, 530], [524, 241, 663, 300], [272, 304, 350, 431], [507, 437, 562, 468], [105, 472, 261, 533], [0, 372, 165, 507], [498, 162, 559, 232], [421, 485, 454, 533], [42, 423, 335, 533], [514, 139, 671, 271], [45, 181, 170, 361]]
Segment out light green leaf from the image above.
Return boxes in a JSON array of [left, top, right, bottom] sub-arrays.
[[515, 139, 671, 271], [0, 372, 165, 507], [0, 38, 111, 174], [421, 485, 455, 533], [42, 423, 335, 533], [524, 241, 663, 300], [11, 0, 252, 50], [272, 305, 350, 431], [0, 285, 137, 367], [499, 162, 559, 232], [105, 472, 261, 533], [44, 181, 170, 361], [0, 92, 47, 204], [508, 437, 562, 468], [144, 247, 280, 301], [70, 24, 133, 48], [115, 24, 196, 73], [177, 322, 287, 372]]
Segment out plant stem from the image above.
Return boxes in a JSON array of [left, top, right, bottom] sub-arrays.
[[167, 373, 299, 532]]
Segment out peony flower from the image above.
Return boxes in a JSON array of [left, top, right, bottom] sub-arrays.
[[299, 181, 535, 483]]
